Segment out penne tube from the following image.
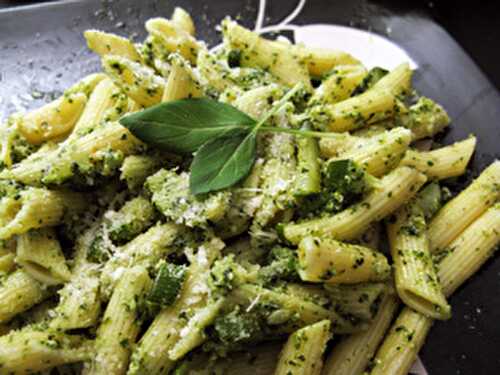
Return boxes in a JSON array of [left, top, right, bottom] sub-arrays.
[[369, 204, 500, 375], [229, 283, 360, 334], [68, 78, 120, 139], [0, 239, 16, 274], [168, 298, 226, 361], [322, 282, 387, 322], [282, 166, 427, 244], [0, 269, 49, 324], [0, 143, 53, 185], [376, 96, 450, 141], [223, 19, 312, 90], [51, 266, 101, 331], [104, 195, 156, 244], [161, 54, 202, 102], [298, 236, 391, 284], [64, 72, 107, 98], [368, 307, 433, 375], [191, 342, 283, 374], [331, 127, 412, 177], [251, 108, 297, 236], [309, 64, 367, 105], [322, 292, 399, 375], [18, 93, 87, 144], [51, 227, 102, 331], [234, 84, 282, 120], [100, 223, 182, 297], [84, 29, 142, 61], [146, 169, 231, 228], [387, 202, 450, 319], [274, 320, 332, 375], [145, 17, 199, 64], [128, 238, 225, 375], [314, 63, 412, 132], [16, 228, 72, 285], [171, 7, 195, 36], [296, 47, 361, 77], [102, 55, 165, 107], [319, 132, 360, 158], [400, 136, 476, 180], [428, 160, 500, 253], [119, 154, 164, 190], [405, 97, 450, 140], [0, 327, 93, 373], [89, 266, 152, 375], [438, 203, 500, 296], [197, 48, 238, 93], [0, 188, 85, 240], [43, 121, 143, 185], [0, 252, 16, 274]]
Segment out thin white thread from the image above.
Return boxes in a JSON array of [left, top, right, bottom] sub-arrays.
[[277, 0, 306, 27], [246, 293, 261, 312], [209, 0, 306, 53], [255, 0, 267, 31]]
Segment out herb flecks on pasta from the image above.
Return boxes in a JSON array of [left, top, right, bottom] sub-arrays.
[[0, 6, 497, 375]]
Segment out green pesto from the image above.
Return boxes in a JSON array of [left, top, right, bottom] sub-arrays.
[[258, 247, 299, 286], [298, 159, 377, 219], [145, 168, 231, 227], [105, 196, 156, 244], [351, 67, 389, 96]]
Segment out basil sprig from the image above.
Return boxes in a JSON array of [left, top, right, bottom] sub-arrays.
[[119, 98, 256, 154], [120, 84, 332, 195]]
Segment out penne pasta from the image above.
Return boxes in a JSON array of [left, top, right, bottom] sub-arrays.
[[84, 29, 142, 61], [438, 203, 500, 296], [18, 93, 87, 145], [428, 160, 500, 252], [0, 188, 84, 240], [329, 127, 412, 177], [282, 166, 427, 244], [309, 64, 367, 105], [16, 228, 72, 285], [223, 19, 312, 91], [312, 63, 412, 132], [323, 292, 399, 375], [102, 55, 165, 107], [387, 201, 450, 319], [0, 327, 93, 373], [400, 136, 476, 180], [298, 236, 390, 284], [161, 54, 202, 102], [0, 269, 49, 324], [369, 306, 433, 375], [1, 6, 498, 373], [89, 266, 152, 375], [274, 320, 332, 375]]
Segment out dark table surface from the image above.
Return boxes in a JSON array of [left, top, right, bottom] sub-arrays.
[[1, 0, 499, 90]]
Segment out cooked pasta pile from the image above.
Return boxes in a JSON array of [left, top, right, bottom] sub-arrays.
[[0, 6, 498, 375]]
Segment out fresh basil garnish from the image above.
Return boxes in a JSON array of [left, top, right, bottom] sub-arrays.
[[119, 98, 256, 154], [120, 84, 333, 194]]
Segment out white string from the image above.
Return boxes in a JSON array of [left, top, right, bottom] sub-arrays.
[[254, 0, 267, 31], [209, 0, 307, 53], [209, 43, 224, 53], [277, 0, 306, 27]]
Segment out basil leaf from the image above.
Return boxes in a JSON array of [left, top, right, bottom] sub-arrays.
[[119, 98, 256, 154], [190, 128, 256, 195]]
